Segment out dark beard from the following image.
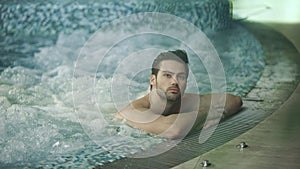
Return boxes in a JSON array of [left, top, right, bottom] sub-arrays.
[[156, 87, 181, 103], [166, 91, 181, 102]]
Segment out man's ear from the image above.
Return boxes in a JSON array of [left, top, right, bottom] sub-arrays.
[[150, 75, 156, 86]]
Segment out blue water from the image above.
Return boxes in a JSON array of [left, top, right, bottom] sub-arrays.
[[0, 1, 264, 168]]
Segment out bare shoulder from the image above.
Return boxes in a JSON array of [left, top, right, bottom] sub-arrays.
[[114, 94, 150, 119], [131, 94, 150, 111]]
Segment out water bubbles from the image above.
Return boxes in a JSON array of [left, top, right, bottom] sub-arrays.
[[0, 0, 232, 36], [52, 141, 60, 148], [0, 0, 265, 167]]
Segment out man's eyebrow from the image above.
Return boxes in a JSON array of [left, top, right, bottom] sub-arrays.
[[161, 71, 175, 75], [161, 71, 186, 75]]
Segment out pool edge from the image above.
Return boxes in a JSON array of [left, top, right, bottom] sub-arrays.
[[171, 21, 300, 169], [94, 22, 300, 169]]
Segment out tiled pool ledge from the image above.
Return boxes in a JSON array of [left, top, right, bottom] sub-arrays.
[[97, 22, 300, 169], [171, 22, 300, 169]]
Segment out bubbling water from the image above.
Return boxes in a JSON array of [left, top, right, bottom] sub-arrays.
[[0, 18, 264, 168]]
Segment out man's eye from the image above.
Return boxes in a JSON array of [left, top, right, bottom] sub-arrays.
[[178, 75, 186, 80], [164, 74, 172, 78]]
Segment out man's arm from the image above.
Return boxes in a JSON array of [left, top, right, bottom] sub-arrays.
[[116, 108, 200, 139], [114, 95, 182, 139], [190, 93, 243, 131], [198, 93, 243, 118], [115, 93, 242, 139]]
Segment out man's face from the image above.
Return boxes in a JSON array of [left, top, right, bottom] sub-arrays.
[[150, 60, 188, 102]]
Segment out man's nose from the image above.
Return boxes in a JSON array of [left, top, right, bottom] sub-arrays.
[[170, 76, 178, 85]]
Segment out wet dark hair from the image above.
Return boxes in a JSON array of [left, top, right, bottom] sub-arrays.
[[150, 49, 189, 90]]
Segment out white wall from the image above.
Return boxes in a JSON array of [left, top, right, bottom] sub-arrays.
[[232, 0, 300, 23]]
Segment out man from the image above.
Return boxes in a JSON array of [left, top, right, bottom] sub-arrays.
[[115, 50, 242, 139]]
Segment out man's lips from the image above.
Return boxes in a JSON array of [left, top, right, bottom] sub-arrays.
[[168, 88, 180, 93]]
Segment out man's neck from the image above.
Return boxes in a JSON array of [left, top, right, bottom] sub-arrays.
[[162, 99, 181, 116], [148, 92, 181, 115]]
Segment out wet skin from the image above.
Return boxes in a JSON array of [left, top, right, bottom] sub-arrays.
[[115, 60, 243, 139]]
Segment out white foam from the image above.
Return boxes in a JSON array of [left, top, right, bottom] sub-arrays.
[[0, 21, 265, 165]]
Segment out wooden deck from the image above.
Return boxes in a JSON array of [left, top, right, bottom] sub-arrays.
[[172, 22, 300, 169]]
